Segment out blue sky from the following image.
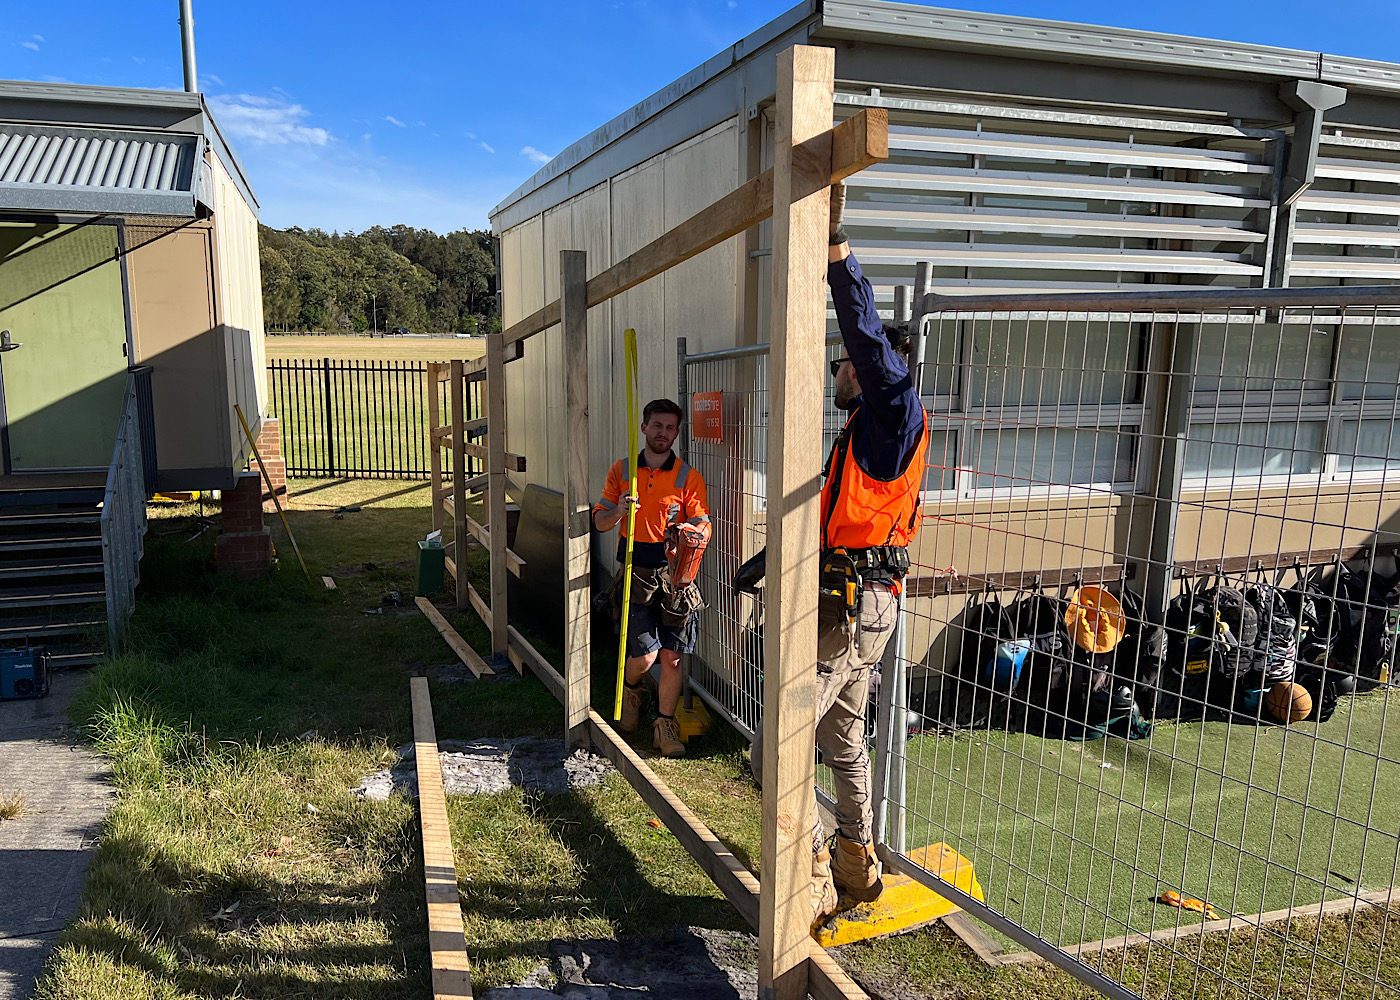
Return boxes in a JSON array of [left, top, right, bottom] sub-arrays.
[[5, 1, 1399, 233]]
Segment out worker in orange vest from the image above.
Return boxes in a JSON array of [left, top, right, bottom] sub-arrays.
[[594, 398, 711, 758], [747, 183, 928, 923]]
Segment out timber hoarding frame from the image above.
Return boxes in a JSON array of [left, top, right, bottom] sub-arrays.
[[427, 45, 885, 1000]]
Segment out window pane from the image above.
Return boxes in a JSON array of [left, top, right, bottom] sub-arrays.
[[971, 426, 1136, 490], [969, 319, 1139, 406], [1338, 327, 1400, 401], [922, 429, 957, 492], [1184, 421, 1324, 478], [921, 321, 958, 397], [1337, 419, 1400, 473], [1192, 321, 1331, 393]]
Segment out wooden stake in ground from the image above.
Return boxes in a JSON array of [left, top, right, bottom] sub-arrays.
[[450, 360, 470, 612], [409, 676, 474, 999], [760, 43, 833, 1000], [561, 249, 592, 748]]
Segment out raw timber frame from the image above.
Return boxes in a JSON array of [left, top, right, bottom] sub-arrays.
[[422, 45, 886, 999]]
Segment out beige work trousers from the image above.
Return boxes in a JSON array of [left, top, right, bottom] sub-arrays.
[[751, 581, 898, 851]]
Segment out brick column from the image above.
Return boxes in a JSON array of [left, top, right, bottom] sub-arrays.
[[250, 416, 287, 510], [216, 471, 273, 578]]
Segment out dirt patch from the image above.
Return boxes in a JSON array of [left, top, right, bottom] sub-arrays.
[[480, 927, 759, 998], [351, 738, 613, 800]]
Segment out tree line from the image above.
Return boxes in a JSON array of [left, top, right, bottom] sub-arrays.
[[259, 224, 499, 335]]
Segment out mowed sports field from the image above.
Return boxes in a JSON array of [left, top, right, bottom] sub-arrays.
[[266, 334, 487, 362]]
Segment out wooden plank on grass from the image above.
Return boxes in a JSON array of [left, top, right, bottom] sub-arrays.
[[942, 911, 1005, 966], [409, 676, 474, 1000], [505, 625, 564, 703], [466, 582, 491, 631], [584, 709, 869, 1000], [415, 597, 489, 680], [321, 576, 336, 590]]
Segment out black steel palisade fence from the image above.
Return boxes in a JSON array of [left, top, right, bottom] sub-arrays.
[[267, 358, 482, 480]]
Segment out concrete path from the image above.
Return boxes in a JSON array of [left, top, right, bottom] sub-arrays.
[[0, 671, 112, 1000]]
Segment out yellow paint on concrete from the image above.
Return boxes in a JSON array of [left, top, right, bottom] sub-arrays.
[[813, 843, 983, 948]]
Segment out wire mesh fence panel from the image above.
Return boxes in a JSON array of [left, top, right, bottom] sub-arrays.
[[268, 359, 482, 480], [685, 285, 1400, 1000]]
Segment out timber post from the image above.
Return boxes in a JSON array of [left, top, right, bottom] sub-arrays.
[[561, 250, 592, 747]]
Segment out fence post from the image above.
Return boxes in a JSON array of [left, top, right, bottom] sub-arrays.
[[562, 250, 591, 748], [486, 334, 510, 659], [427, 363, 444, 538], [450, 360, 469, 611], [676, 335, 694, 711], [759, 43, 832, 1000], [1145, 323, 1196, 625], [322, 357, 336, 477]]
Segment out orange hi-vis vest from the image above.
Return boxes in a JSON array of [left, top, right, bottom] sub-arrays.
[[820, 406, 929, 552]]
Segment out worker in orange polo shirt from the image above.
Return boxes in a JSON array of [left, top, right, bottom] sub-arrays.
[[593, 398, 710, 758]]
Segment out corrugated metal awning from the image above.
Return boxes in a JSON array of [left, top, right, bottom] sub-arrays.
[[0, 123, 206, 217]]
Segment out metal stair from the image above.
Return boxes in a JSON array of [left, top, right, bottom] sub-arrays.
[[0, 486, 108, 668]]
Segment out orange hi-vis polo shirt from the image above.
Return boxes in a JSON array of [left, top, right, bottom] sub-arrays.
[[595, 451, 709, 568]]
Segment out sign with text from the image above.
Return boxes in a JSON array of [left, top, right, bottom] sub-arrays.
[[691, 391, 723, 441]]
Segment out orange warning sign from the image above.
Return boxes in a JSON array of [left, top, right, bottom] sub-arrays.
[[692, 391, 723, 441]]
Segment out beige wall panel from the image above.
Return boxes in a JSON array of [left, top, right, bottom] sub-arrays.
[[208, 153, 265, 459], [571, 184, 614, 507], [540, 204, 573, 493], [505, 216, 544, 484], [663, 122, 740, 362], [126, 226, 224, 477], [1175, 487, 1400, 563]]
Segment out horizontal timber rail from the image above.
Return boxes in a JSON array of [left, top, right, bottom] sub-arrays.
[[920, 283, 1400, 314], [502, 108, 888, 346]]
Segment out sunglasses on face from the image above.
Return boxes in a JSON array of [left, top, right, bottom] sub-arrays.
[[829, 356, 851, 378]]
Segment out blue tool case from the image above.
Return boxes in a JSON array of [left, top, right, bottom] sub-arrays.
[[0, 647, 51, 700]]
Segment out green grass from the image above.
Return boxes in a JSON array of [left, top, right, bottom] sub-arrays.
[[893, 694, 1399, 951], [40, 477, 1400, 999]]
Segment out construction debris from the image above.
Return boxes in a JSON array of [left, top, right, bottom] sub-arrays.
[[351, 738, 612, 800]]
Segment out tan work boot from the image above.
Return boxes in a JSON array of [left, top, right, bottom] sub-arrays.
[[619, 685, 643, 734], [653, 716, 686, 758], [832, 836, 883, 902], [811, 845, 840, 927]]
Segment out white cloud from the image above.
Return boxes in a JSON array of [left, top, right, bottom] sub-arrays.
[[41, 75, 71, 84], [520, 145, 551, 165], [132, 56, 145, 64], [478, 141, 496, 154], [385, 115, 406, 127], [204, 73, 225, 86], [465, 131, 477, 139], [20, 41, 39, 51], [208, 94, 332, 146], [32, 34, 44, 41]]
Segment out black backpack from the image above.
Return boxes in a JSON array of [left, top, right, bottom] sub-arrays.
[[1280, 563, 1338, 670], [1321, 562, 1400, 694], [1008, 590, 1072, 734], [1158, 577, 1243, 720]]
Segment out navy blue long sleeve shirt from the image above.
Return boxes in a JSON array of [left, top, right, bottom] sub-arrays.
[[828, 254, 925, 481]]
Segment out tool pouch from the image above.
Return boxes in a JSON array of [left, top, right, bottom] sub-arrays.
[[658, 577, 706, 627]]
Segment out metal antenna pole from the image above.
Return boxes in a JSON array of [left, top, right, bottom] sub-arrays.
[[178, 0, 198, 93]]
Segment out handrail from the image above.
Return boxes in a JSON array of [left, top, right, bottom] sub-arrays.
[[100, 373, 149, 649], [919, 283, 1400, 314]]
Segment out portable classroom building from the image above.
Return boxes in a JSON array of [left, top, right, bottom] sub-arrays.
[[490, 1, 1400, 676], [0, 79, 265, 492]]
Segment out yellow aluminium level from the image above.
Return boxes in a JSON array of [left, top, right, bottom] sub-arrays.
[[613, 328, 640, 722]]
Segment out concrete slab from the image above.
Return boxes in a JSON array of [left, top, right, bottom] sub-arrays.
[[0, 671, 112, 1000]]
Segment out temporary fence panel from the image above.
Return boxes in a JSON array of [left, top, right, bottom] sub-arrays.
[[267, 359, 483, 480], [681, 284, 1400, 1000]]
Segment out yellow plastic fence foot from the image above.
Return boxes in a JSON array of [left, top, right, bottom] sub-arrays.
[[812, 843, 984, 948], [674, 698, 712, 741]]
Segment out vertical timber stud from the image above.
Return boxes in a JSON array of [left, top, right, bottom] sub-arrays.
[[561, 250, 591, 747], [450, 360, 469, 611], [760, 44, 833, 1000], [428, 363, 444, 539], [486, 334, 511, 660], [676, 336, 694, 711]]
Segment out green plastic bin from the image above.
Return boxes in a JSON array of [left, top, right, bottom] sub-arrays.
[[417, 540, 445, 596]]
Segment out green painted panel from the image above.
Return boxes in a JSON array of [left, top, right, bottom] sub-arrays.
[[0, 223, 128, 471]]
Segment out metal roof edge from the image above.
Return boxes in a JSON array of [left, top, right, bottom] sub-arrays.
[[817, 1, 1400, 96], [200, 96, 259, 216], [489, 0, 817, 222], [0, 78, 203, 112]]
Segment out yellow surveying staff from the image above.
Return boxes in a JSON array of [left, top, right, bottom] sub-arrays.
[[745, 183, 928, 923], [593, 398, 710, 758]]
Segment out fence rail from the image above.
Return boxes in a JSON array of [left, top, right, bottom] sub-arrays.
[[267, 358, 483, 480], [680, 282, 1400, 1000]]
